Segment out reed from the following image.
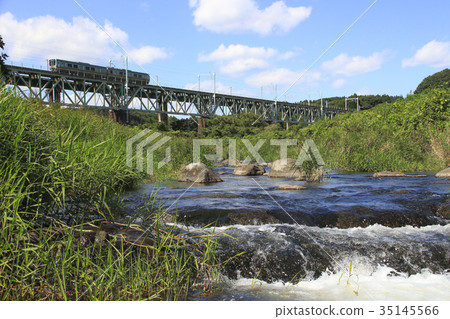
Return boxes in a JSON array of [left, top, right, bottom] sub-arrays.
[[0, 88, 220, 300]]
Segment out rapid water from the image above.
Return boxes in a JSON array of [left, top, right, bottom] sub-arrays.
[[126, 168, 450, 300]]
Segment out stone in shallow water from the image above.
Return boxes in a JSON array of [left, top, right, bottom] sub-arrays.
[[373, 171, 405, 177], [276, 184, 307, 190], [268, 158, 304, 178], [436, 200, 450, 219], [232, 164, 265, 176], [436, 167, 450, 178], [178, 163, 223, 183]]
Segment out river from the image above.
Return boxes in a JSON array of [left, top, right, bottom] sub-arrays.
[[126, 166, 449, 301]]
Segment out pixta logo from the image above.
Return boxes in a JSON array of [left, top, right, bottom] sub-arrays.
[[193, 138, 324, 166], [126, 129, 171, 175], [126, 130, 324, 176]]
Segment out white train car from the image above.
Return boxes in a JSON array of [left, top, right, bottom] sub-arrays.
[[48, 59, 150, 86]]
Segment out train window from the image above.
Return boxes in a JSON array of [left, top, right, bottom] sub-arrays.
[[74, 65, 78, 69], [86, 66, 90, 70], [91, 67, 95, 71], [68, 64, 72, 67]]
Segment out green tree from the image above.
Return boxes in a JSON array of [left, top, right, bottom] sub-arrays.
[[203, 113, 268, 137], [414, 69, 450, 94], [0, 35, 8, 76]]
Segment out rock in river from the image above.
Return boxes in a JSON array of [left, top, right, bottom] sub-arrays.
[[178, 163, 223, 183], [373, 171, 406, 177], [268, 158, 305, 178], [232, 164, 265, 176], [436, 167, 450, 178], [276, 184, 307, 190]]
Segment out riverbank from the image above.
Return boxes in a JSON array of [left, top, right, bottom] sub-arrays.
[[0, 88, 217, 300], [231, 85, 448, 173]]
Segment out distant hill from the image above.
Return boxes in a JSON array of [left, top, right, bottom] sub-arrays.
[[414, 68, 450, 94]]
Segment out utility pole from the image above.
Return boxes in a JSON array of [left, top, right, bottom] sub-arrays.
[[345, 96, 359, 111], [213, 72, 216, 107], [125, 55, 129, 123], [198, 72, 216, 105]]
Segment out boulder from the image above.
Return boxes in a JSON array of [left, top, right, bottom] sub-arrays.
[[178, 163, 223, 183], [162, 208, 282, 226], [276, 184, 307, 190], [232, 164, 265, 176], [373, 171, 405, 177], [436, 167, 450, 178], [268, 158, 305, 178], [436, 200, 450, 219]]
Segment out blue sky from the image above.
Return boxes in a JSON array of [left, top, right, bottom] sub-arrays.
[[1, 0, 449, 101]]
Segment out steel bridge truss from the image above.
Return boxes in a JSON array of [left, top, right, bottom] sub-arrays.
[[6, 65, 347, 124]]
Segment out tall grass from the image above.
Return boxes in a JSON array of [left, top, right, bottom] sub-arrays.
[[300, 86, 449, 172], [0, 88, 220, 300], [225, 86, 449, 172]]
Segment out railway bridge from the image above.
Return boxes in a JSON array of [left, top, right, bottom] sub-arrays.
[[4, 64, 351, 130]]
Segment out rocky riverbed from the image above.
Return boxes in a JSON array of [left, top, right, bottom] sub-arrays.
[[123, 166, 450, 300]]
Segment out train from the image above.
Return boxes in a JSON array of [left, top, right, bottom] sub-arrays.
[[48, 59, 150, 86]]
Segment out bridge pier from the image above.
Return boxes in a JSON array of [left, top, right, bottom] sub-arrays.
[[158, 100, 169, 126], [47, 85, 61, 104], [286, 122, 290, 130], [109, 109, 127, 124], [197, 117, 206, 134]]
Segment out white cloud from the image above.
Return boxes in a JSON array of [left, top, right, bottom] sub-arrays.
[[0, 12, 169, 65], [402, 40, 450, 68], [199, 44, 295, 75], [278, 51, 296, 60], [245, 68, 322, 88], [218, 58, 269, 75], [321, 51, 391, 77], [199, 44, 277, 62], [129, 46, 168, 65], [331, 78, 346, 89], [189, 0, 312, 35]]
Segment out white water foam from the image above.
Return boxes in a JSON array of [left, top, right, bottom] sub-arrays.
[[204, 224, 450, 301], [219, 265, 449, 301]]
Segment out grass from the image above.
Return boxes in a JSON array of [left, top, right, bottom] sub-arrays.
[[292, 86, 449, 172], [0, 87, 221, 300], [222, 86, 449, 173], [338, 262, 359, 296], [2, 83, 447, 300]]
